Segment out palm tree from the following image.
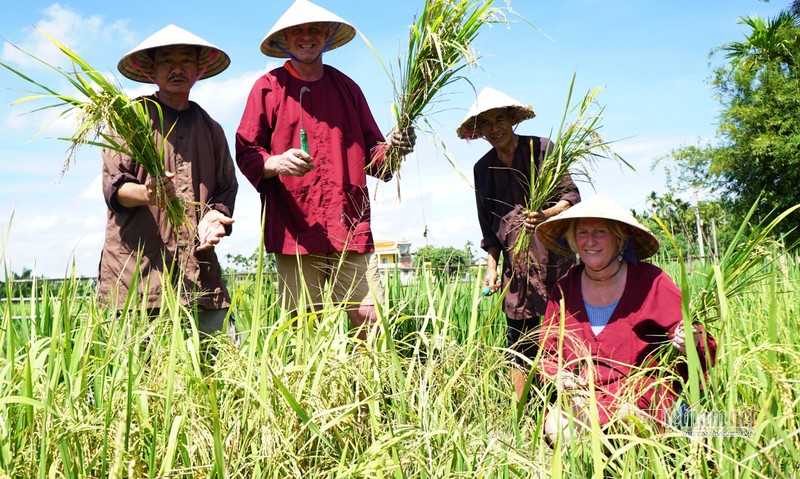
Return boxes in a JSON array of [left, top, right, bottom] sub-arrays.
[[720, 11, 800, 75]]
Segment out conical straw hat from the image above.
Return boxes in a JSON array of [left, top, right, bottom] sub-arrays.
[[456, 87, 536, 140], [117, 24, 230, 83], [535, 193, 660, 260], [260, 0, 356, 58]]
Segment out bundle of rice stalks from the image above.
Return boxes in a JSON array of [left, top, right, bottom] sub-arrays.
[[512, 74, 632, 262], [0, 29, 187, 230], [370, 0, 510, 186]]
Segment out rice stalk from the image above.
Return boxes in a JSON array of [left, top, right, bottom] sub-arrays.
[[371, 0, 510, 185], [0, 28, 187, 230], [512, 73, 632, 263]]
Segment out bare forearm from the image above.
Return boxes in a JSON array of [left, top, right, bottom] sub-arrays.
[[116, 183, 149, 208], [544, 199, 571, 219], [486, 247, 501, 270]]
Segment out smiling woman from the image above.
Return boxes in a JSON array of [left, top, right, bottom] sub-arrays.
[[535, 194, 717, 444]]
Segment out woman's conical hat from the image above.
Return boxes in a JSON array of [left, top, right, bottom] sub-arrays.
[[535, 193, 660, 259]]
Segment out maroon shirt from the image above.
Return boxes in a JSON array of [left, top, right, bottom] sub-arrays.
[[97, 95, 237, 310], [236, 65, 390, 255], [474, 135, 580, 319], [539, 261, 717, 424]]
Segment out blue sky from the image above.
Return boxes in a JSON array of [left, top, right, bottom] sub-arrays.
[[0, 0, 783, 277]]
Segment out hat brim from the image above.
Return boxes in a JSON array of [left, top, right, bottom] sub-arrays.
[[456, 104, 535, 140], [456, 87, 536, 140], [118, 46, 230, 83], [535, 194, 660, 260], [260, 22, 356, 58], [117, 24, 230, 83], [259, 0, 356, 58]]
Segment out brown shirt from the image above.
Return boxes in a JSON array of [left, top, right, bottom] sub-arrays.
[[474, 135, 580, 319], [97, 95, 238, 310]]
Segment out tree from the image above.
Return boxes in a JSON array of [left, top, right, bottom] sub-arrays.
[[657, 9, 800, 248], [412, 245, 472, 276], [712, 9, 800, 244], [0, 267, 34, 300], [718, 12, 800, 73], [224, 250, 276, 274]]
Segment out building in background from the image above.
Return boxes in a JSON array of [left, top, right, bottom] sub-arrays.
[[374, 238, 414, 284]]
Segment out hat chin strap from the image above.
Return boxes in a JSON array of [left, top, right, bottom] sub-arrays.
[[271, 24, 340, 65], [130, 58, 157, 84], [195, 49, 219, 82], [584, 237, 638, 271]]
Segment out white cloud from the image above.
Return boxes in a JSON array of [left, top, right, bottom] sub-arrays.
[[79, 174, 103, 201], [1, 5, 133, 68]]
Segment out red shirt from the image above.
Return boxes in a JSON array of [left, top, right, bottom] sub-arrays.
[[235, 65, 389, 254], [539, 261, 717, 424]]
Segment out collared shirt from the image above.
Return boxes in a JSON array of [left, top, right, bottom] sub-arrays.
[[97, 95, 238, 310], [235, 65, 389, 255], [473, 135, 580, 319]]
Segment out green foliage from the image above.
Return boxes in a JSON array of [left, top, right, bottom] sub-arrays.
[[3, 196, 800, 477], [368, 0, 510, 180], [635, 190, 733, 261], [513, 73, 631, 261], [412, 244, 472, 276], [2, 245, 800, 476], [1, 29, 187, 229], [0, 268, 33, 299], [224, 249, 275, 274], [710, 55, 800, 244], [656, 10, 800, 248]]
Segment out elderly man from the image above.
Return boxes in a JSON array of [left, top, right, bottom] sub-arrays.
[[98, 24, 238, 338], [236, 0, 415, 339], [457, 87, 580, 401]]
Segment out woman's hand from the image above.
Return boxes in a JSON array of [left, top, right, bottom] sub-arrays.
[[556, 370, 587, 391], [672, 323, 702, 354]]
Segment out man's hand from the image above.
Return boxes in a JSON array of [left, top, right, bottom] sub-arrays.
[[522, 209, 547, 232], [264, 149, 314, 178], [197, 209, 235, 251], [145, 171, 176, 207], [389, 126, 417, 156], [482, 269, 501, 295]]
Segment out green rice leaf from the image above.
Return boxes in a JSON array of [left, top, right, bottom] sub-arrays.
[[0, 28, 188, 231]]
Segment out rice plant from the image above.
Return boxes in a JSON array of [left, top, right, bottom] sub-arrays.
[[0, 29, 187, 230], [368, 0, 510, 185], [512, 73, 632, 262], [1, 206, 800, 476]]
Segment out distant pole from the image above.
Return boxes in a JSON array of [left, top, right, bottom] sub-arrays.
[[694, 188, 706, 262], [711, 217, 719, 259]]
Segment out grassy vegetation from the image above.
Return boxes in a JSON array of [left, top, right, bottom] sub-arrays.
[[1, 241, 799, 477]]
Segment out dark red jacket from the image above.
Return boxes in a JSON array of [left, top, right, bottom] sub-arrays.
[[539, 261, 717, 424]]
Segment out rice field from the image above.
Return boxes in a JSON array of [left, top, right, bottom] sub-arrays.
[[1, 246, 799, 478]]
